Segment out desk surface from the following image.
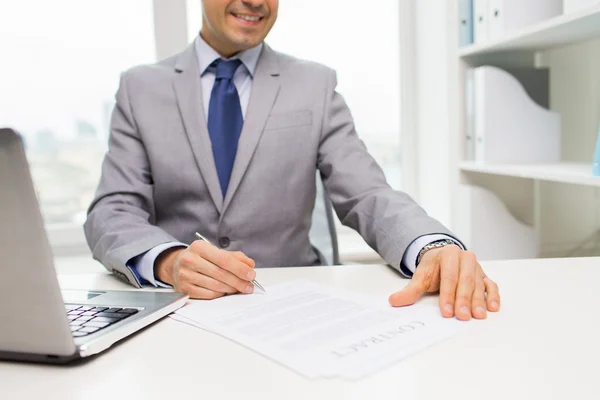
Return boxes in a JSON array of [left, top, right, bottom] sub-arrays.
[[2, 257, 599, 400]]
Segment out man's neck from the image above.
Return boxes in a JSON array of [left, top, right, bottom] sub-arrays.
[[199, 31, 240, 59]]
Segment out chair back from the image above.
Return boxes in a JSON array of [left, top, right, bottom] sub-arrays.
[[309, 174, 340, 265]]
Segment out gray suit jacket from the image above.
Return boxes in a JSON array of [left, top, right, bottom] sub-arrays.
[[84, 43, 455, 288]]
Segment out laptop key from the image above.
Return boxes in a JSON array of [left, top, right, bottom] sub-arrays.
[[69, 320, 86, 326], [118, 308, 139, 314], [65, 305, 81, 311], [70, 326, 81, 332], [105, 308, 122, 313], [67, 315, 79, 321], [90, 316, 119, 324], [96, 312, 128, 319], [84, 321, 110, 328], [78, 306, 94, 311], [91, 307, 108, 312], [72, 332, 88, 337], [78, 326, 100, 334], [77, 315, 94, 321], [68, 310, 84, 316], [81, 311, 97, 316]]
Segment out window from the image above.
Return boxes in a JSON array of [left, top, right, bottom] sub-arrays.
[[0, 0, 156, 252]]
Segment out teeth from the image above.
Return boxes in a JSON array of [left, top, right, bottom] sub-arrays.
[[234, 13, 260, 22]]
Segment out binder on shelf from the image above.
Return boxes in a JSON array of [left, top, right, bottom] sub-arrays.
[[459, 0, 474, 47], [455, 184, 538, 261], [471, 66, 561, 164], [473, 0, 489, 44], [563, 0, 600, 14], [488, 0, 563, 41], [465, 67, 551, 162], [465, 69, 476, 160]]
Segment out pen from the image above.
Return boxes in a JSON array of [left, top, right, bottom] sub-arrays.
[[194, 232, 266, 293]]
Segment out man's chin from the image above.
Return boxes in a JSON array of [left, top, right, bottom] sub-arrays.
[[229, 35, 264, 50]]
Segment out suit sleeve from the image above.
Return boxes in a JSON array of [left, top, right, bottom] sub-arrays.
[[83, 72, 182, 288], [316, 69, 464, 273]]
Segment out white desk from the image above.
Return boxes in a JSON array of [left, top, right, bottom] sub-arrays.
[[2, 257, 599, 400]]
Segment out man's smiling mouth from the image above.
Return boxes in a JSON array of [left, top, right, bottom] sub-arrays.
[[231, 13, 263, 22]]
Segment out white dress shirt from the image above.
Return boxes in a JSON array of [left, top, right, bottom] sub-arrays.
[[128, 36, 461, 287]]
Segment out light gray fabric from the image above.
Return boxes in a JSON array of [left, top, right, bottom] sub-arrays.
[[84, 43, 458, 288]]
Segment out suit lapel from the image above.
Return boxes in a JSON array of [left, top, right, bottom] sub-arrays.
[[222, 45, 281, 213], [173, 44, 224, 212]]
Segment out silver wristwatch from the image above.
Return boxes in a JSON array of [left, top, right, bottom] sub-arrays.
[[416, 239, 456, 266]]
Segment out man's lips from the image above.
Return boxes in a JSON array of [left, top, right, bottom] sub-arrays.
[[230, 12, 264, 25]]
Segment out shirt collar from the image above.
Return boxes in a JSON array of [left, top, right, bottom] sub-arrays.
[[194, 34, 263, 77]]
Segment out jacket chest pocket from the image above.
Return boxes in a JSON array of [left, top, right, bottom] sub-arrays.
[[254, 110, 317, 178], [264, 110, 313, 131]]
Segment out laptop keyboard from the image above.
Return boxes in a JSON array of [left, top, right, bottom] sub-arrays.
[[65, 305, 140, 337]]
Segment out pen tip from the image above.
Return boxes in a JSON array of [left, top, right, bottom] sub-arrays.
[[253, 282, 266, 292]]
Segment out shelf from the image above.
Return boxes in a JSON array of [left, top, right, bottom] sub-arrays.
[[459, 5, 600, 58], [459, 161, 600, 186]]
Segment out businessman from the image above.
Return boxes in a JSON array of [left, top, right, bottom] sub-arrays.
[[85, 0, 500, 321]]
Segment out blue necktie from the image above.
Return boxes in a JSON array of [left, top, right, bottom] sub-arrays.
[[207, 59, 243, 198]]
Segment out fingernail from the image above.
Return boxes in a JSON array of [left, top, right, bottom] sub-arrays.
[[476, 306, 486, 315], [444, 304, 453, 314], [245, 284, 254, 294], [491, 301, 499, 310], [460, 306, 470, 315], [247, 270, 256, 280]]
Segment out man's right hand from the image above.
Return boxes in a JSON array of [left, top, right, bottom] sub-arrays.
[[154, 240, 256, 300]]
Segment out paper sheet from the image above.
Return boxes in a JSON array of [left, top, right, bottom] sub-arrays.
[[172, 280, 463, 379]]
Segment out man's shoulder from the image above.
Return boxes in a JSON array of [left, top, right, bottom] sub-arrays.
[[271, 47, 335, 80], [120, 53, 179, 84]]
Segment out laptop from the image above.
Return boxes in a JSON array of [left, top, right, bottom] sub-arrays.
[[0, 128, 188, 363]]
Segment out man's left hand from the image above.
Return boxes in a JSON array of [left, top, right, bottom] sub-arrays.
[[388, 245, 500, 320]]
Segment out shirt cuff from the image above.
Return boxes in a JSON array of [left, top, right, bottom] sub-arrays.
[[127, 242, 188, 288], [400, 234, 464, 277]]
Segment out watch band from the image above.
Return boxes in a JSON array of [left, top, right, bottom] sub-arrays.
[[416, 239, 457, 266]]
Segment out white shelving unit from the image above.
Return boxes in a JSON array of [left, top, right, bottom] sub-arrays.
[[459, 4, 600, 57], [451, 1, 600, 260], [459, 161, 600, 187]]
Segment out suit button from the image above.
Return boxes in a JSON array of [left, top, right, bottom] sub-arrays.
[[218, 237, 231, 248]]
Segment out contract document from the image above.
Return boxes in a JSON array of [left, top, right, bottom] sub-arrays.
[[172, 280, 463, 379]]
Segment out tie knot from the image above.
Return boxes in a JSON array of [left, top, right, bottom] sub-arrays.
[[214, 59, 242, 80]]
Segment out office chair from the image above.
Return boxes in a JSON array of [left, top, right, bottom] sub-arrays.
[[309, 173, 340, 265]]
